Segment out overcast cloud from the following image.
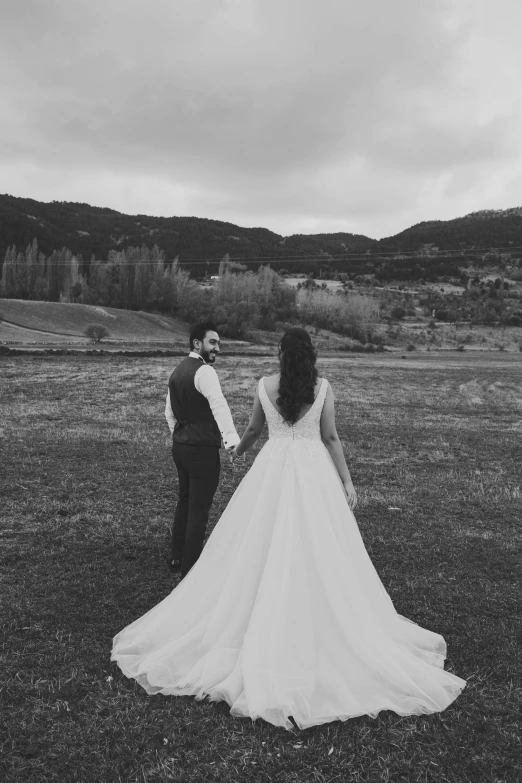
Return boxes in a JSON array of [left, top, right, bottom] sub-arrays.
[[1, 0, 521, 238]]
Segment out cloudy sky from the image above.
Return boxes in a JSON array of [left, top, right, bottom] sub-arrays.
[[1, 0, 521, 239]]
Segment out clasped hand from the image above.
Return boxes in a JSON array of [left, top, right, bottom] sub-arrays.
[[228, 446, 246, 465], [344, 481, 358, 510]]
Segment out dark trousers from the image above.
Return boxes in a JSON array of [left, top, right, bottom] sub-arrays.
[[171, 442, 221, 578]]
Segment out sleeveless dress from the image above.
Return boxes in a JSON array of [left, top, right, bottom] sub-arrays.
[[111, 377, 466, 730]]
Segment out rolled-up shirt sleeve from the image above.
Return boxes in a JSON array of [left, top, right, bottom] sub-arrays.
[[165, 390, 176, 434], [195, 365, 240, 448]]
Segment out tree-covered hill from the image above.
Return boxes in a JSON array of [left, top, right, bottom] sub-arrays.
[[0, 194, 376, 274], [377, 208, 522, 253], [2, 194, 522, 281]]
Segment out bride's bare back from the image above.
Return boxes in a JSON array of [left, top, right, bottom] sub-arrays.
[[262, 373, 324, 423]]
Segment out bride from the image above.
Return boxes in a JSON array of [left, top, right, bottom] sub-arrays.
[[111, 327, 466, 730]]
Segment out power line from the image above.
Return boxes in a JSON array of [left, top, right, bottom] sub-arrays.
[[176, 247, 522, 262], [157, 249, 522, 265], [5, 247, 522, 266]]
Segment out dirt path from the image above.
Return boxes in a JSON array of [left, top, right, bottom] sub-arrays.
[[0, 320, 87, 342], [1, 319, 82, 337]]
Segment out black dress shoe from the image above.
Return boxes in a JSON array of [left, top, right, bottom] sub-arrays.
[[166, 557, 182, 572]]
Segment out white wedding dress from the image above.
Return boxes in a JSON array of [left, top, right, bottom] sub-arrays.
[[111, 377, 466, 730]]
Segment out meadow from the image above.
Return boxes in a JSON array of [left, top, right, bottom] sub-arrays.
[[0, 299, 186, 344], [1, 353, 521, 782]]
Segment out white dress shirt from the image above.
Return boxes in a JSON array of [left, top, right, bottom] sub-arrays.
[[165, 351, 240, 449]]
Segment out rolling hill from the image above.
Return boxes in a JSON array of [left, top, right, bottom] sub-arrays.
[[1, 194, 522, 281], [0, 194, 376, 271], [0, 299, 189, 344], [377, 208, 522, 253]]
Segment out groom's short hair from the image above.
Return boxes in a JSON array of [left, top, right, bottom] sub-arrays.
[[189, 321, 218, 350]]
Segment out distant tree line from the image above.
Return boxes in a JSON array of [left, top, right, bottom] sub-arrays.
[[3, 194, 522, 283], [0, 194, 375, 275], [3, 238, 519, 337], [0, 239, 384, 341], [375, 276, 522, 326], [1, 240, 174, 310], [418, 280, 522, 326]]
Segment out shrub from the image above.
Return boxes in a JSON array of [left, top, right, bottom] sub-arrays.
[[84, 324, 110, 343], [457, 345, 465, 352], [257, 304, 277, 331], [390, 306, 406, 320], [340, 341, 383, 353], [386, 326, 402, 340], [406, 343, 417, 351], [297, 289, 380, 341], [365, 342, 385, 353], [210, 265, 294, 336], [214, 300, 254, 339], [340, 342, 361, 352]]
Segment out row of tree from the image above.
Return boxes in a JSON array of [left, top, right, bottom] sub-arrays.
[[1, 239, 385, 340], [417, 282, 522, 326], [1, 240, 173, 310], [2, 239, 520, 337]]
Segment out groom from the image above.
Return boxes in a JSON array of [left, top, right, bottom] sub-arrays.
[[164, 321, 240, 579]]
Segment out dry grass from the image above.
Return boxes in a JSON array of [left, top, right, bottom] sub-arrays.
[[1, 353, 521, 782], [383, 320, 522, 353], [0, 298, 188, 342]]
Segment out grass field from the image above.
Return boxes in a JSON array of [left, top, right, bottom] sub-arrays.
[[0, 299, 188, 343], [1, 353, 521, 782]]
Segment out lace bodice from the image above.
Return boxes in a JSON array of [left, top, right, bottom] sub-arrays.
[[258, 377, 328, 441]]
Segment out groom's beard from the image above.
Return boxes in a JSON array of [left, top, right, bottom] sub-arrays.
[[201, 349, 217, 364]]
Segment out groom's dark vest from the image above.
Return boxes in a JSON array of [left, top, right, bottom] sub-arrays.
[[169, 357, 221, 447]]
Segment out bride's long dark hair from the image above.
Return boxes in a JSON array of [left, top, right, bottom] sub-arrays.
[[277, 328, 318, 425]]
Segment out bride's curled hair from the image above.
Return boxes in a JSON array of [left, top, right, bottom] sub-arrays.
[[277, 327, 318, 425]]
